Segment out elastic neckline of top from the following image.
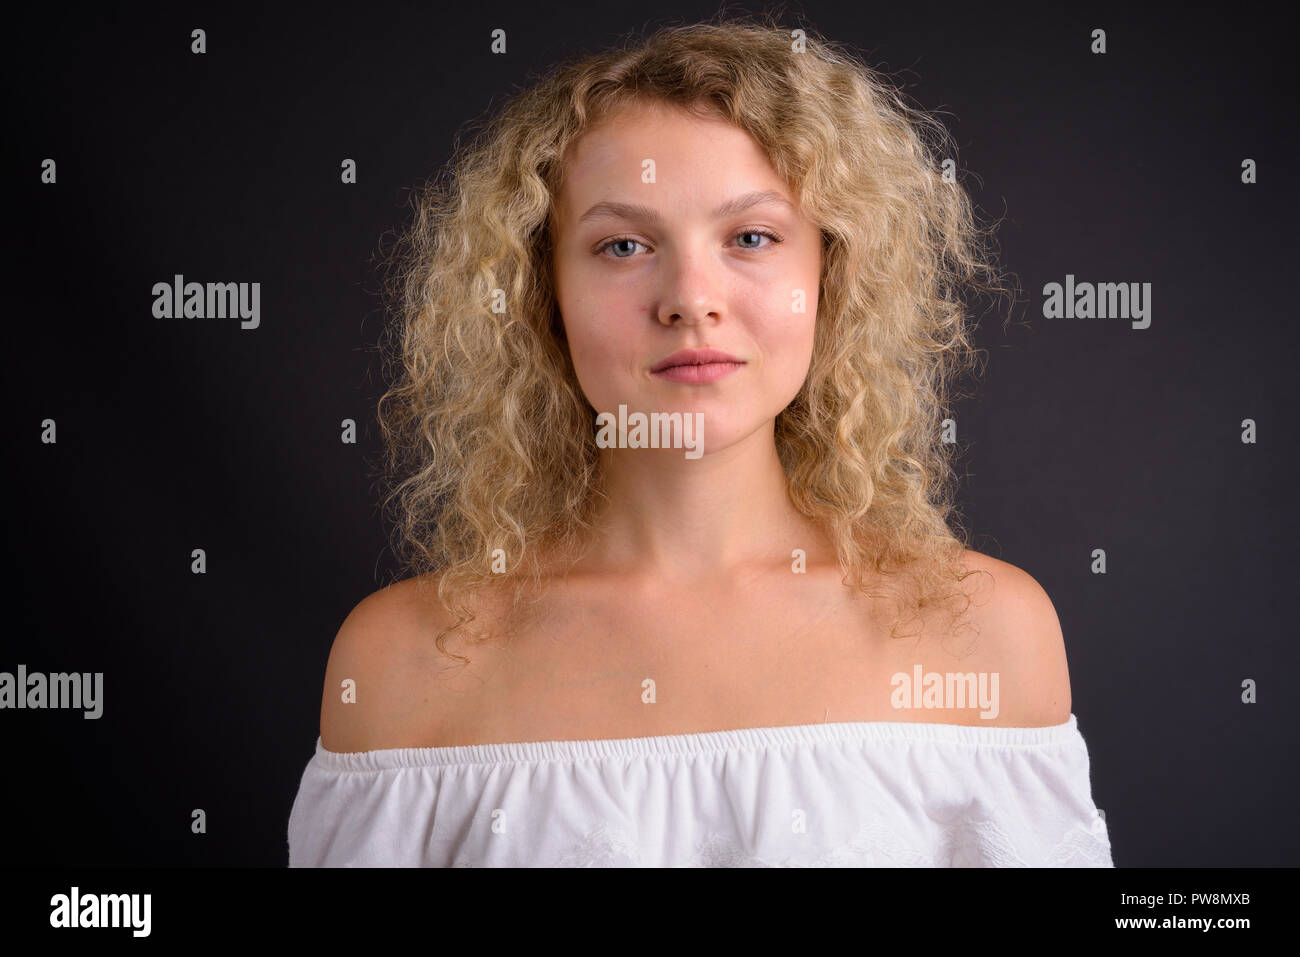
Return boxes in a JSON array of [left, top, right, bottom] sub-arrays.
[[310, 713, 1083, 771]]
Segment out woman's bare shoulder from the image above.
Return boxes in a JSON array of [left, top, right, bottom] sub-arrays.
[[316, 574, 504, 752], [949, 548, 1073, 727]]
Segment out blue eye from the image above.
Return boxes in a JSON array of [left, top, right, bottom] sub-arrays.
[[603, 238, 644, 258], [735, 231, 775, 249]]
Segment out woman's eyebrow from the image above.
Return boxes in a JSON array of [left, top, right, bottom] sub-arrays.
[[577, 189, 795, 226]]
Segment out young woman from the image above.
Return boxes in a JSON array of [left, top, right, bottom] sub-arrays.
[[288, 17, 1113, 867]]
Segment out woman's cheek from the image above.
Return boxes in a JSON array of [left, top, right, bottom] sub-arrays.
[[570, 325, 633, 407]]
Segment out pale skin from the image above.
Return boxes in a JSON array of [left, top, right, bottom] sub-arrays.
[[319, 100, 1073, 753]]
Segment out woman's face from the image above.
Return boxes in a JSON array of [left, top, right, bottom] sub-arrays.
[[551, 99, 822, 457]]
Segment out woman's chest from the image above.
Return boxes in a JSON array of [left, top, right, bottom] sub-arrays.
[[420, 573, 995, 744]]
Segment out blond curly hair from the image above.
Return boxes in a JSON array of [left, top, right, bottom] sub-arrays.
[[376, 13, 1012, 665]]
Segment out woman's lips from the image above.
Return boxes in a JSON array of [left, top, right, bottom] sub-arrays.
[[650, 347, 745, 384], [651, 361, 744, 384]]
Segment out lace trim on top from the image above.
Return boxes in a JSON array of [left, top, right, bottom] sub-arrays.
[[311, 713, 1083, 771]]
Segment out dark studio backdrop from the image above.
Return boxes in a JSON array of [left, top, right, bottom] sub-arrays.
[[5, 1, 1296, 868]]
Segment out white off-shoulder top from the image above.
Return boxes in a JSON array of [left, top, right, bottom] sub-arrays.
[[287, 713, 1113, 867]]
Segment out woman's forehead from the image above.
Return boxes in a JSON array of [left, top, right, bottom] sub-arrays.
[[555, 106, 780, 219]]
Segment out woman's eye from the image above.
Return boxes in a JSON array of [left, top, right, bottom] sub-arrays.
[[599, 229, 780, 259], [735, 230, 775, 249], [603, 238, 644, 258]]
